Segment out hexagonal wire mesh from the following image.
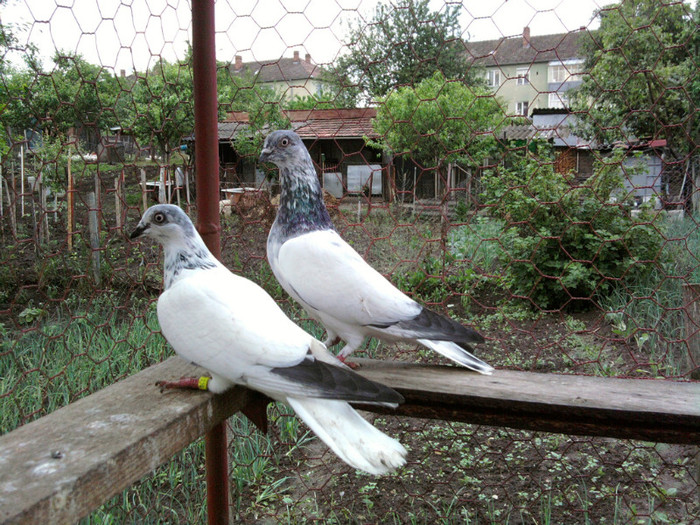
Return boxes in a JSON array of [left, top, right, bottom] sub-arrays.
[[0, 0, 698, 523]]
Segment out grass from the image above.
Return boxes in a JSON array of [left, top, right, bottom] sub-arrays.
[[449, 215, 510, 273], [0, 295, 168, 433]]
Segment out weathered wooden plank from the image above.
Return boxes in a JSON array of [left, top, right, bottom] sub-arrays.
[[0, 356, 250, 525], [353, 359, 700, 445], [1, 356, 698, 525]]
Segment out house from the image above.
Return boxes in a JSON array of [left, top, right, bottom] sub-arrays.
[[228, 51, 329, 101], [499, 108, 667, 207], [465, 27, 589, 116], [216, 108, 387, 198]]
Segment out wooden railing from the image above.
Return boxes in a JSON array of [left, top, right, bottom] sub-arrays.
[[1, 356, 698, 524]]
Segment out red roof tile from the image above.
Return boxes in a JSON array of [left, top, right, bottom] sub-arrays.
[[223, 108, 378, 140]]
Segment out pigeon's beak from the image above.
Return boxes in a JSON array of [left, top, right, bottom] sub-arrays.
[[130, 223, 148, 240], [259, 147, 272, 163]]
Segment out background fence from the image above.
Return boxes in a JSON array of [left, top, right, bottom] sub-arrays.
[[0, 0, 698, 523]]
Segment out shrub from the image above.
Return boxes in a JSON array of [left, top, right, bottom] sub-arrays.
[[394, 252, 477, 306], [481, 146, 665, 310]]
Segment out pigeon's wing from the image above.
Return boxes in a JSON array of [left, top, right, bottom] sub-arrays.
[[277, 230, 421, 326], [158, 267, 406, 401], [157, 267, 312, 374]]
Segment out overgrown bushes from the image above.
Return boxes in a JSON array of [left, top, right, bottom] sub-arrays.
[[478, 146, 666, 310]]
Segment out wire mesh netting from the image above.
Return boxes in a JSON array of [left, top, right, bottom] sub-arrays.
[[0, 0, 698, 523]]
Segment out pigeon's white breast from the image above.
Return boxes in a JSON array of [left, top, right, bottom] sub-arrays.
[[157, 266, 314, 383]]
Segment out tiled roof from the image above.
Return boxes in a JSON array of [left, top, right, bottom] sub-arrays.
[[221, 108, 378, 141], [229, 56, 324, 83], [288, 109, 378, 140], [465, 29, 590, 67]]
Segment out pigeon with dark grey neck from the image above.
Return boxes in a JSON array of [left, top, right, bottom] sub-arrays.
[[260, 130, 494, 374], [130, 204, 407, 475]]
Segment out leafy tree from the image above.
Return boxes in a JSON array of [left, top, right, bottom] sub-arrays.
[[0, 3, 16, 73], [570, 0, 698, 162], [481, 146, 665, 310], [29, 53, 119, 141], [216, 65, 290, 161], [330, 0, 472, 104], [0, 12, 20, 158], [126, 58, 194, 161], [371, 72, 504, 183], [1, 49, 123, 161], [232, 95, 290, 161]]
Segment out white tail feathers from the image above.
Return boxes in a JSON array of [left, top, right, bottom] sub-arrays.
[[286, 397, 407, 475], [417, 339, 495, 375]]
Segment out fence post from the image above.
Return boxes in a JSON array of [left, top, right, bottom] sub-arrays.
[[192, 1, 231, 524], [115, 172, 122, 229], [67, 153, 74, 250], [140, 168, 148, 212], [87, 192, 100, 286]]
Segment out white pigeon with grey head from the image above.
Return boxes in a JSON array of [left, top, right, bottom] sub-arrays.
[[130, 204, 407, 475], [260, 130, 494, 374]]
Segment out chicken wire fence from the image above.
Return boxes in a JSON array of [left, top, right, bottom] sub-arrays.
[[1, 0, 698, 523]]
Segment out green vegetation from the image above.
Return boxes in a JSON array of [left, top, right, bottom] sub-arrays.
[[571, 0, 698, 165], [1, 0, 698, 518], [0, 295, 167, 433], [371, 72, 504, 180], [329, 0, 473, 104], [479, 146, 666, 310]]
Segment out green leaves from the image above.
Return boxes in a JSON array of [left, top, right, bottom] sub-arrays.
[[329, 0, 472, 104], [371, 71, 503, 170], [570, 0, 698, 158], [124, 58, 195, 160], [482, 147, 665, 310]]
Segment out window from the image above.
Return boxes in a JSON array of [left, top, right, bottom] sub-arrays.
[[516, 67, 529, 85], [549, 61, 583, 83], [548, 93, 565, 108], [548, 92, 571, 108], [550, 64, 568, 83], [516, 101, 529, 116], [486, 69, 501, 88]]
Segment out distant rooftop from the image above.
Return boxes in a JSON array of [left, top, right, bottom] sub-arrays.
[[228, 51, 325, 83], [219, 108, 378, 141], [465, 27, 591, 67]]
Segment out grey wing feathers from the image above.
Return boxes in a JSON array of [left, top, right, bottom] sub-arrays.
[[271, 358, 404, 406], [383, 307, 485, 345]]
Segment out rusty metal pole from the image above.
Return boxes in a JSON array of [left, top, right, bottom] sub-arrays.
[[192, 1, 229, 524]]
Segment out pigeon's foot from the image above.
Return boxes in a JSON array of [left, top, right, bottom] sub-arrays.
[[324, 335, 342, 347], [156, 376, 211, 392], [337, 355, 360, 370]]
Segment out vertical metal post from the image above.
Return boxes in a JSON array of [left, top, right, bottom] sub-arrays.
[[192, 2, 229, 524]]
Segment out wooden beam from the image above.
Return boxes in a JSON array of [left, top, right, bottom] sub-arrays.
[[1, 357, 698, 525], [0, 357, 250, 525], [352, 359, 700, 445]]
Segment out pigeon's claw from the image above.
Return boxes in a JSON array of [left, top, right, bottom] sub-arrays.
[[155, 376, 211, 393], [324, 335, 342, 347], [336, 355, 360, 370]]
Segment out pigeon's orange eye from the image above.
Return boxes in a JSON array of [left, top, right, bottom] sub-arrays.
[[280, 137, 289, 147], [153, 212, 166, 224]]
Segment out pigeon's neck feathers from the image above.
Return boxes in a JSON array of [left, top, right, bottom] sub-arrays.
[[162, 230, 218, 289], [276, 157, 333, 238]]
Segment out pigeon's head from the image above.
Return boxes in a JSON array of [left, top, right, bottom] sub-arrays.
[[258, 130, 309, 167], [130, 204, 197, 245]]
